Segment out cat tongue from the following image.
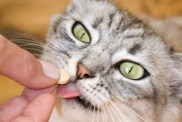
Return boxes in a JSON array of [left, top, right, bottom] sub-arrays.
[[57, 83, 81, 98]]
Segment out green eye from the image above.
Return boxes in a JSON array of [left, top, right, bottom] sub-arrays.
[[73, 23, 91, 43], [119, 62, 145, 80]]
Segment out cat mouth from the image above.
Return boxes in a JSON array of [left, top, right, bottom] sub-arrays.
[[75, 96, 98, 111], [57, 83, 81, 98], [57, 83, 99, 111]]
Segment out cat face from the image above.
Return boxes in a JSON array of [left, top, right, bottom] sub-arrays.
[[42, 0, 182, 121]]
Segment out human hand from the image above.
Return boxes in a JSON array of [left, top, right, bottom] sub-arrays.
[[0, 35, 60, 122]]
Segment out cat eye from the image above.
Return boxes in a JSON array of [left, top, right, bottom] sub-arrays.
[[72, 23, 91, 43], [119, 62, 146, 80]]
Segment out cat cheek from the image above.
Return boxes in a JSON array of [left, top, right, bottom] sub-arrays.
[[170, 53, 182, 100], [77, 79, 111, 106]]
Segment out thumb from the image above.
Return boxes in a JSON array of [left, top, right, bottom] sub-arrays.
[[0, 34, 60, 89]]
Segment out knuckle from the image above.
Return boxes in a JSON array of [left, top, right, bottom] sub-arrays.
[[21, 53, 39, 81]]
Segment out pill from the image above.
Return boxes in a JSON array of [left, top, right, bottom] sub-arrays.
[[58, 68, 70, 84]]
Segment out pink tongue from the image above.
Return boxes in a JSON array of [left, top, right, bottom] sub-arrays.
[[57, 83, 81, 98]]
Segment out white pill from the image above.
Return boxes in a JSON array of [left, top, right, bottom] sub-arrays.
[[57, 68, 70, 84]]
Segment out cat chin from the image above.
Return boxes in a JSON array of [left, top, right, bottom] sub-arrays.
[[49, 97, 182, 122], [50, 100, 146, 122], [50, 98, 151, 122], [59, 97, 99, 112], [50, 98, 96, 122]]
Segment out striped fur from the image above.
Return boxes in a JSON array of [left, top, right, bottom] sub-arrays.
[[40, 0, 182, 121]]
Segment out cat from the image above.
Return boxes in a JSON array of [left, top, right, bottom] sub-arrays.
[[141, 15, 182, 52], [39, 0, 182, 121]]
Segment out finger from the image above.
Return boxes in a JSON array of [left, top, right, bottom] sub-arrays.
[[22, 93, 55, 122], [0, 96, 28, 122], [22, 85, 57, 101], [11, 116, 33, 122], [0, 35, 60, 89]]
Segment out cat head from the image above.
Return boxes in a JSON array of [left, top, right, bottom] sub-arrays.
[[43, 0, 182, 121]]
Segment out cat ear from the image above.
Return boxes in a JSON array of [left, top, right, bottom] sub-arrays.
[[171, 53, 182, 99]]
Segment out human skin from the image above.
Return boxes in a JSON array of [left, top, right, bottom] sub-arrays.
[[0, 34, 60, 122]]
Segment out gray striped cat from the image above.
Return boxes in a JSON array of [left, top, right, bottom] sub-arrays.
[[41, 0, 182, 121]]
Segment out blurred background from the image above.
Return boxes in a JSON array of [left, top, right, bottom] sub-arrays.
[[0, 0, 182, 103]]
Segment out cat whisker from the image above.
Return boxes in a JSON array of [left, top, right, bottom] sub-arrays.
[[9, 33, 44, 42], [11, 38, 67, 61], [16, 39, 72, 60], [103, 96, 126, 122], [101, 104, 107, 122], [13, 41, 57, 54], [91, 105, 96, 122], [11, 38, 44, 44], [11, 40, 44, 48], [8, 35, 64, 63], [104, 103, 116, 122], [101, 104, 109, 122], [14, 46, 51, 59], [114, 96, 147, 122], [13, 43, 44, 48], [46, 45, 66, 54], [93, 94, 122, 122], [85, 94, 110, 122], [81, 95, 96, 122], [94, 104, 97, 122], [8, 35, 62, 54], [97, 105, 100, 122], [103, 104, 108, 122], [17, 47, 44, 53], [36, 55, 52, 60], [109, 100, 128, 122], [12, 42, 44, 48]]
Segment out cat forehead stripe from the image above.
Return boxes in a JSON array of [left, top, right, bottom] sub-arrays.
[[92, 17, 104, 28], [128, 44, 142, 55]]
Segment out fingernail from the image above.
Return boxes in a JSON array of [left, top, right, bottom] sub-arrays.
[[40, 61, 60, 80]]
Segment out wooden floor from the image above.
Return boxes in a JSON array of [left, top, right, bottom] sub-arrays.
[[0, 0, 182, 102]]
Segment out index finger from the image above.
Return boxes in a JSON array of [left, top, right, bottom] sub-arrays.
[[0, 34, 60, 89]]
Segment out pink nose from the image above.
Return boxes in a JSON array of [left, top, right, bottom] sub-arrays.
[[77, 64, 91, 79]]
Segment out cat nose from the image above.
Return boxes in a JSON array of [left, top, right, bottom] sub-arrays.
[[77, 64, 91, 79]]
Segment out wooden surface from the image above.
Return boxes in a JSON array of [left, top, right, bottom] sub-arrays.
[[117, 0, 182, 18], [0, 0, 182, 39], [0, 0, 182, 103], [0, 0, 71, 102], [0, 0, 71, 39], [0, 76, 23, 103]]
